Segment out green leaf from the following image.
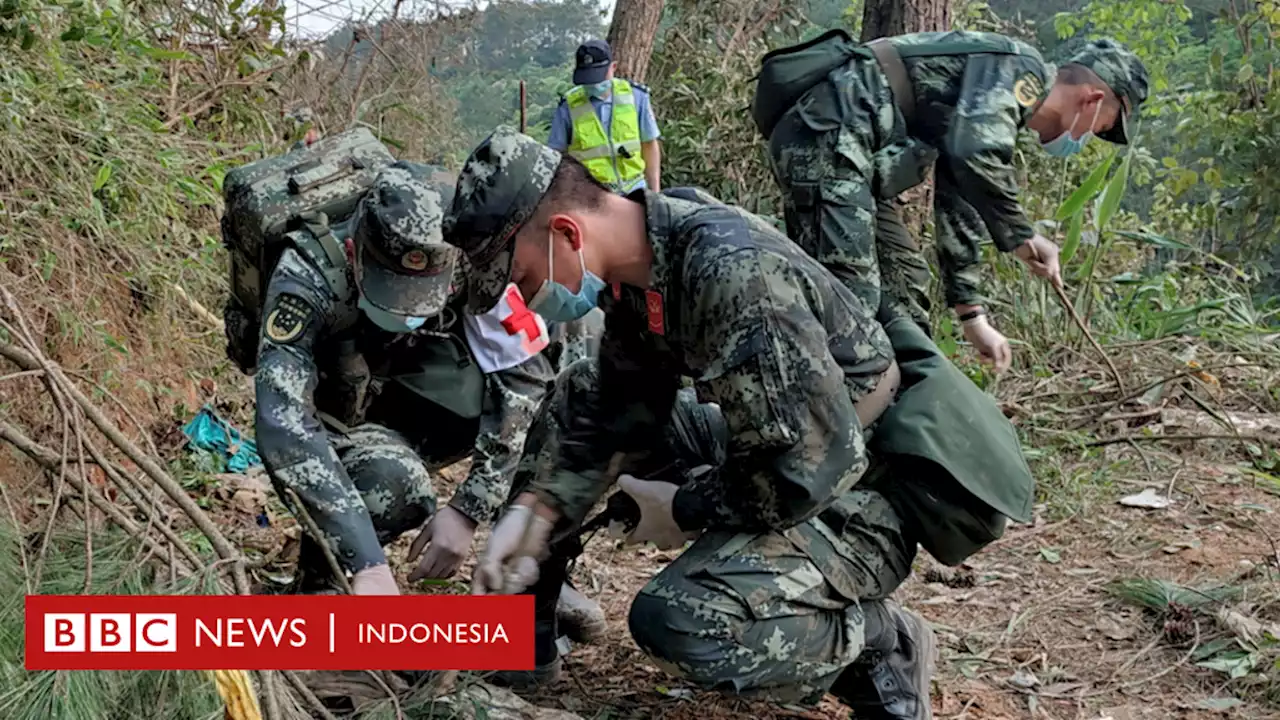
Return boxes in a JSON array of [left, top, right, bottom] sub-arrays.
[[1061, 209, 1084, 265], [1039, 548, 1062, 564], [141, 46, 197, 62], [1055, 150, 1116, 221], [60, 26, 86, 42], [1237, 62, 1255, 84], [1209, 47, 1224, 75], [1096, 148, 1132, 232], [93, 165, 112, 192]]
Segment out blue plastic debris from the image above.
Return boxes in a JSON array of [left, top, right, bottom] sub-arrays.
[[181, 405, 262, 473]]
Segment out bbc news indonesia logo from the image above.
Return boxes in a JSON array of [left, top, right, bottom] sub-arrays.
[[26, 595, 534, 671]]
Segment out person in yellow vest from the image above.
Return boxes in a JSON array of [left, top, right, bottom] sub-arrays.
[[547, 39, 662, 193]]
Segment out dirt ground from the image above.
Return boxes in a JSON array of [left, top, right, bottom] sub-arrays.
[[238, 440, 1260, 720]]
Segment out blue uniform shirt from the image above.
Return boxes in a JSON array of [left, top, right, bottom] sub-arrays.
[[547, 81, 661, 191]]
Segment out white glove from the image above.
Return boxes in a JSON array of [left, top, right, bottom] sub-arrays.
[[471, 504, 554, 595], [961, 314, 1012, 374], [350, 563, 400, 595], [618, 475, 699, 551], [1013, 234, 1063, 289], [406, 505, 478, 581]]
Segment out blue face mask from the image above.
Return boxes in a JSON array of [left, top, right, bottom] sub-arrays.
[[1041, 102, 1103, 158], [359, 295, 426, 333], [585, 80, 613, 100], [528, 233, 605, 323]]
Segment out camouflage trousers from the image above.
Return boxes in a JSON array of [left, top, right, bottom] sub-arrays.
[[766, 59, 933, 334], [294, 422, 437, 588], [627, 481, 916, 705], [521, 359, 918, 704]]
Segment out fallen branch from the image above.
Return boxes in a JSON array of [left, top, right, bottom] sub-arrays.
[[1080, 362, 1263, 429], [0, 329, 249, 593], [0, 420, 201, 578], [1052, 281, 1125, 395], [1086, 433, 1267, 448], [173, 283, 225, 333]]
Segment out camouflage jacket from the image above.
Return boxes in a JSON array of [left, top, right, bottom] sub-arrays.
[[255, 247, 553, 574], [882, 31, 1051, 306], [529, 189, 895, 533]]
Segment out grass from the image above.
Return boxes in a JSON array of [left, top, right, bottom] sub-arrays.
[[0, 520, 226, 720]]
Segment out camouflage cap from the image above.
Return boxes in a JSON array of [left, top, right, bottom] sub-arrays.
[[442, 125, 562, 313], [353, 160, 460, 317], [1066, 38, 1149, 145]]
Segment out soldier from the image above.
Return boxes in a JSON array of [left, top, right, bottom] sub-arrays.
[[442, 127, 1034, 718], [254, 160, 605, 641], [758, 35, 1149, 372]]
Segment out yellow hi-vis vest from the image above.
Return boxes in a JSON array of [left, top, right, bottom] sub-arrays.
[[565, 78, 646, 193]]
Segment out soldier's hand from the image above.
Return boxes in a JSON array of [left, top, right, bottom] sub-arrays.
[[618, 475, 698, 551], [407, 506, 478, 582], [471, 497, 555, 595], [1013, 234, 1063, 289], [961, 314, 1012, 374], [350, 563, 400, 596]]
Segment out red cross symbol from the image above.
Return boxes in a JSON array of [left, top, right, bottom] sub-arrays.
[[500, 286, 544, 344]]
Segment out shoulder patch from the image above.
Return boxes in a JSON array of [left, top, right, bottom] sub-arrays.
[[1013, 71, 1044, 108], [264, 293, 314, 344]]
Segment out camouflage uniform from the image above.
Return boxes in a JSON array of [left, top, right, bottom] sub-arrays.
[[444, 128, 1037, 715], [765, 33, 1149, 331], [255, 161, 555, 586]]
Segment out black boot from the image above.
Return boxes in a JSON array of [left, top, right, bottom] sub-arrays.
[[487, 537, 580, 689], [830, 600, 936, 719]]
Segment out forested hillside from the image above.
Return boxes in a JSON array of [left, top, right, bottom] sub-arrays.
[[0, 0, 1277, 718]]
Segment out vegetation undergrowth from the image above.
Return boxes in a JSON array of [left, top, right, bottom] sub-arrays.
[[0, 520, 224, 720]]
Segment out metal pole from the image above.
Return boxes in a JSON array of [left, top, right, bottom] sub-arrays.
[[519, 80, 527, 133]]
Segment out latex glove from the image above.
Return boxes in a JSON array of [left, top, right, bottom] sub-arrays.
[[350, 563, 400, 596], [961, 314, 1012, 374], [618, 475, 699, 551], [406, 506, 478, 581], [1013, 234, 1063, 289], [471, 502, 555, 596]]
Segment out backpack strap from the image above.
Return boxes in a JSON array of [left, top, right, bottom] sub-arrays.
[[866, 38, 916, 126], [293, 210, 352, 302]]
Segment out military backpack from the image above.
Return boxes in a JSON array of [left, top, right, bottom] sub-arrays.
[[219, 126, 396, 374], [751, 29, 1042, 140]]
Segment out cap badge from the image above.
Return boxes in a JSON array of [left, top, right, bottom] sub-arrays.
[[402, 249, 428, 271]]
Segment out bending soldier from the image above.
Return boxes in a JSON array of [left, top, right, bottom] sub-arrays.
[[442, 128, 1035, 719], [758, 34, 1148, 372]]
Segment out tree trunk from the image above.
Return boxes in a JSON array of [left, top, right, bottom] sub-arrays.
[[860, 0, 950, 41], [859, 0, 951, 250], [606, 0, 666, 84]]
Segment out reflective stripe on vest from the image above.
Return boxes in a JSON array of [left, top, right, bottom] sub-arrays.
[[566, 78, 646, 193]]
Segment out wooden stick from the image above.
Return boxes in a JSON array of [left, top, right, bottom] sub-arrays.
[[1051, 281, 1125, 395], [284, 487, 354, 595], [1086, 433, 1266, 448]]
